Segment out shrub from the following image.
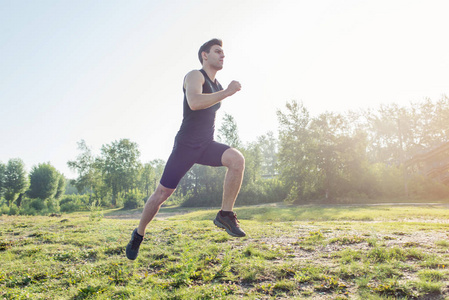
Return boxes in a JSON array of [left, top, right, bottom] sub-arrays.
[[0, 204, 9, 215], [60, 202, 79, 213], [47, 198, 60, 213], [123, 192, 144, 209], [23, 198, 60, 215], [8, 204, 19, 215], [163, 190, 188, 207], [408, 175, 449, 199], [19, 206, 38, 216], [181, 191, 221, 207], [30, 198, 47, 211], [59, 195, 89, 212], [181, 178, 287, 207], [237, 179, 287, 205]]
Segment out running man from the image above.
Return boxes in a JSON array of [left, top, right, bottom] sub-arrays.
[[126, 39, 246, 260]]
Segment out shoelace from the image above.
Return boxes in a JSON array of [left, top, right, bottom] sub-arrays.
[[230, 213, 240, 226]]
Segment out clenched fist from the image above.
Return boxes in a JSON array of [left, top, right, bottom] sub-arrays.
[[225, 80, 242, 97]]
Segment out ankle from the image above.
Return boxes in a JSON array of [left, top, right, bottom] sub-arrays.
[[136, 229, 144, 237], [220, 210, 234, 217]]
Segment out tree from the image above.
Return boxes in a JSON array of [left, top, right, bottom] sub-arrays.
[[277, 101, 317, 202], [218, 113, 242, 148], [0, 161, 5, 199], [257, 131, 278, 176], [68, 140, 102, 198], [3, 158, 29, 206], [54, 175, 66, 200], [151, 159, 165, 186], [28, 163, 60, 200], [180, 164, 225, 207], [138, 163, 155, 197], [242, 142, 262, 185], [309, 112, 371, 200], [98, 139, 141, 206]]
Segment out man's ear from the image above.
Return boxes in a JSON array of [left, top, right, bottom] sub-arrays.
[[201, 51, 208, 62]]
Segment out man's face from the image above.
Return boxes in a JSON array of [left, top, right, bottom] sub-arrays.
[[204, 45, 225, 70]]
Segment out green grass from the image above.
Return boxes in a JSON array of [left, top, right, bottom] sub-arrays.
[[170, 203, 449, 223], [1, 204, 449, 299]]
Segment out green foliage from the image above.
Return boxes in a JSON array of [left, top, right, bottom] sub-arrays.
[[30, 198, 47, 211], [276, 98, 449, 203], [8, 203, 19, 215], [0, 161, 5, 198], [16, 196, 61, 215], [28, 163, 60, 200], [89, 199, 103, 221], [164, 189, 189, 206], [138, 162, 156, 197], [217, 113, 241, 148], [67, 140, 104, 203], [60, 195, 89, 212], [61, 97, 449, 210], [123, 191, 144, 209], [54, 176, 66, 199], [0, 203, 9, 215], [3, 158, 29, 205], [257, 131, 278, 176], [60, 202, 79, 213], [181, 177, 286, 207], [241, 142, 262, 185], [237, 179, 287, 205], [180, 165, 224, 207], [98, 139, 141, 206], [5, 97, 449, 213], [408, 174, 449, 199], [370, 163, 403, 198], [277, 101, 316, 202], [46, 197, 60, 212]]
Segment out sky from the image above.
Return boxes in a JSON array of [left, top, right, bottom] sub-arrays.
[[1, 0, 449, 179]]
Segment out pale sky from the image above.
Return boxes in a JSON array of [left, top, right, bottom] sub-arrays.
[[1, 0, 448, 178]]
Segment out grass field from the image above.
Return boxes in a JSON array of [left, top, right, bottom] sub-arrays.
[[1, 203, 449, 299]]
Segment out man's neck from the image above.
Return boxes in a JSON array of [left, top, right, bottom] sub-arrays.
[[202, 65, 218, 82]]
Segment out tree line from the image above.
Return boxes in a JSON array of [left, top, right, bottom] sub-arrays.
[[0, 160, 65, 215], [1, 96, 448, 215]]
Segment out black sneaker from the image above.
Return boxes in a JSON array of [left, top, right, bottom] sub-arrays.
[[126, 228, 143, 260], [213, 211, 246, 237]]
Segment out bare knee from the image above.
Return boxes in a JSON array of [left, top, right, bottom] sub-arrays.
[[222, 148, 245, 172], [158, 184, 175, 199], [148, 184, 175, 206]]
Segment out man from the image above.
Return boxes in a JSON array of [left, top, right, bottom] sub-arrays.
[[126, 39, 246, 260]]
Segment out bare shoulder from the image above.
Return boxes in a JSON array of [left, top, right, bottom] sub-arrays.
[[186, 69, 204, 78], [184, 70, 205, 88]]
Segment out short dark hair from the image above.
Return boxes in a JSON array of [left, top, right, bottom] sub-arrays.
[[198, 38, 223, 64]]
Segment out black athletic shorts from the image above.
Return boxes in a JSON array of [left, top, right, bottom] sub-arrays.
[[160, 140, 230, 189]]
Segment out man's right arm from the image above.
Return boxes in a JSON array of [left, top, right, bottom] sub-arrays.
[[185, 70, 241, 111]]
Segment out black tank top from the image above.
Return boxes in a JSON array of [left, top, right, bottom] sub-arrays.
[[175, 69, 223, 148]]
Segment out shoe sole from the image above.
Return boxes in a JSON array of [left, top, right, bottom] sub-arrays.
[[126, 242, 139, 260], [126, 229, 141, 260], [213, 218, 245, 237], [126, 246, 137, 260]]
